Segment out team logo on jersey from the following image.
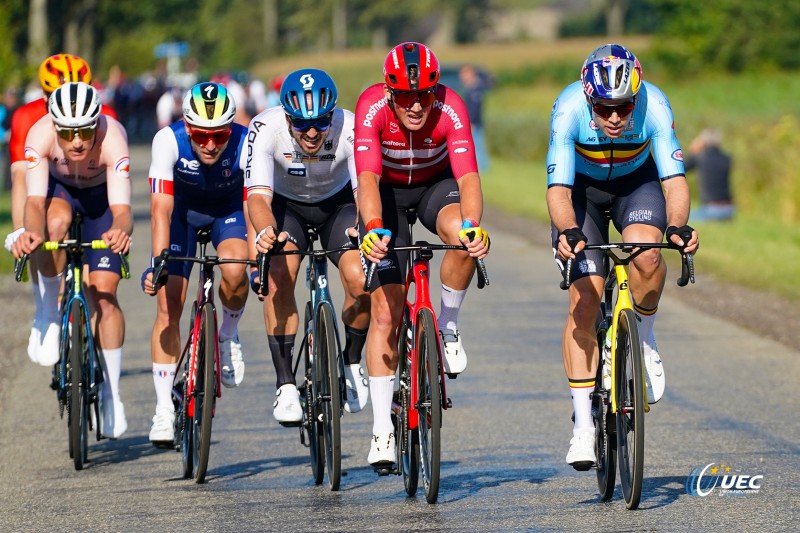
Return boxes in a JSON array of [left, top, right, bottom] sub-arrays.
[[357, 146, 369, 152], [180, 157, 200, 171], [115, 157, 130, 178], [672, 149, 684, 162], [454, 147, 468, 154], [288, 168, 307, 177], [24, 147, 41, 169], [97, 256, 111, 269], [324, 140, 333, 151], [389, 122, 399, 134], [222, 169, 231, 177]]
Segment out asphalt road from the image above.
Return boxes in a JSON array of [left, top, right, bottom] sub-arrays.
[[1, 145, 798, 532]]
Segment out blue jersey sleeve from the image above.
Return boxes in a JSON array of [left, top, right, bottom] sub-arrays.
[[546, 83, 584, 188], [642, 84, 685, 180]]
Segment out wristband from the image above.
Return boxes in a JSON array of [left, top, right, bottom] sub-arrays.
[[366, 218, 383, 232], [462, 218, 479, 230]]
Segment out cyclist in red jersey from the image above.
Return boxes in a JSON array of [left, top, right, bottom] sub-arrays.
[[355, 42, 490, 466], [4, 54, 117, 365]]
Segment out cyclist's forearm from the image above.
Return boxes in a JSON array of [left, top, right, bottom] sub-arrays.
[[22, 196, 46, 238], [150, 195, 173, 256], [356, 171, 382, 225], [663, 175, 691, 228], [546, 186, 577, 232], [455, 172, 483, 223], [246, 193, 277, 233], [109, 204, 133, 236], [10, 162, 27, 229]]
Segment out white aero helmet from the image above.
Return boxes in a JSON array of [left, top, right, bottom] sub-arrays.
[[182, 82, 236, 128], [48, 81, 101, 128]]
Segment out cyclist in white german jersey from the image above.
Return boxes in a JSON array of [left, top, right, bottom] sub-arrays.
[[244, 69, 370, 424]]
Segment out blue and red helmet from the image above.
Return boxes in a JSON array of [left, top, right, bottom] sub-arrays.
[[581, 44, 642, 100], [279, 68, 338, 120]]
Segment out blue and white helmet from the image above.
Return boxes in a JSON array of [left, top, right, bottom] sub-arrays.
[[279, 68, 338, 119], [581, 43, 643, 100]]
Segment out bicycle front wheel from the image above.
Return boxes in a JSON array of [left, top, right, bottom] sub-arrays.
[[416, 308, 441, 504], [192, 302, 216, 483], [67, 300, 88, 471], [615, 308, 645, 509], [303, 302, 325, 485], [397, 307, 419, 496], [317, 303, 342, 491]]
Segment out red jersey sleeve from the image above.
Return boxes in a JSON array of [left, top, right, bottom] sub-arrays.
[[354, 84, 390, 177], [438, 87, 479, 179], [9, 100, 47, 164]]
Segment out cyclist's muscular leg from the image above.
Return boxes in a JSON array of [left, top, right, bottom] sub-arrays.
[[436, 204, 475, 290], [563, 276, 604, 379], [216, 237, 249, 310], [338, 249, 370, 329], [623, 223, 666, 309], [365, 284, 404, 376], [40, 197, 73, 277], [152, 275, 189, 364], [87, 270, 125, 350], [262, 244, 302, 335]]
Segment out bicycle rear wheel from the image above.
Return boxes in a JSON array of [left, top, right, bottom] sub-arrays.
[[317, 303, 342, 491], [615, 308, 644, 509], [67, 300, 88, 471], [397, 308, 419, 496], [179, 364, 192, 478], [303, 302, 325, 485], [416, 308, 441, 504], [192, 302, 216, 483]]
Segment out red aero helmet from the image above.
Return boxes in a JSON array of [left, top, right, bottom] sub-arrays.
[[384, 42, 440, 91]]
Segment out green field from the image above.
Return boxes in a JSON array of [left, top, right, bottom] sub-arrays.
[[3, 37, 799, 302]]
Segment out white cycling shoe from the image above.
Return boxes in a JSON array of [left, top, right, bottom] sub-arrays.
[[220, 336, 245, 388], [149, 407, 176, 446], [273, 384, 303, 425], [368, 432, 396, 467], [100, 395, 128, 439], [344, 363, 369, 413], [643, 340, 665, 404], [566, 429, 596, 471], [31, 320, 61, 367], [440, 328, 467, 376]]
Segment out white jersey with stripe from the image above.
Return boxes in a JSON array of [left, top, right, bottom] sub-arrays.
[[242, 106, 357, 202]]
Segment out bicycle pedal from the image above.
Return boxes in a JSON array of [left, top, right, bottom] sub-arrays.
[[373, 463, 396, 476], [446, 373, 458, 379], [278, 420, 302, 428], [446, 397, 453, 408]]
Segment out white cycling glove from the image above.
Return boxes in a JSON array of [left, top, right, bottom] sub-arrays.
[[4, 228, 24, 252]]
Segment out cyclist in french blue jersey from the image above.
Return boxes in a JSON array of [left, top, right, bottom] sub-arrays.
[[546, 44, 699, 470], [141, 82, 251, 446], [245, 69, 370, 425]]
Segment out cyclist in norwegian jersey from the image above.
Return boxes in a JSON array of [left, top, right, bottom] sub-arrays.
[[141, 82, 251, 446], [355, 42, 490, 466], [4, 54, 117, 365], [245, 68, 370, 424], [11, 82, 132, 439], [546, 44, 699, 470]]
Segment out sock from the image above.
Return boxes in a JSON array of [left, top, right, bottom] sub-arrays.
[[634, 303, 658, 347], [39, 273, 62, 323], [343, 325, 368, 365], [218, 303, 244, 341], [437, 284, 466, 332], [268, 335, 295, 389], [30, 276, 43, 321], [101, 347, 123, 402], [569, 379, 594, 432], [369, 375, 396, 435], [153, 363, 178, 412]]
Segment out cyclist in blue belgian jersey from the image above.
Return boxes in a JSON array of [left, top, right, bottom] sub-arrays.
[[142, 82, 251, 447], [546, 44, 699, 470]]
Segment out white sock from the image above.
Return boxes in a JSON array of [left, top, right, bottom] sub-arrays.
[[153, 363, 178, 412], [437, 284, 466, 332], [30, 276, 43, 321], [218, 303, 244, 341], [39, 273, 62, 323], [101, 348, 123, 402], [635, 309, 657, 347], [369, 375, 396, 435], [570, 385, 594, 432]]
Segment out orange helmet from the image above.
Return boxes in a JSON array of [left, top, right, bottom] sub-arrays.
[[38, 54, 92, 95]]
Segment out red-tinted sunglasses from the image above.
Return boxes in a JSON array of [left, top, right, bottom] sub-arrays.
[[390, 87, 437, 110], [591, 98, 636, 120], [188, 127, 231, 147]]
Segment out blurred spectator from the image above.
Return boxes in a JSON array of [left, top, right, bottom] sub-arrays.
[[246, 77, 269, 117], [211, 72, 250, 126], [1, 86, 19, 190], [684, 128, 734, 222], [156, 86, 184, 130], [266, 74, 285, 108], [458, 64, 493, 173]]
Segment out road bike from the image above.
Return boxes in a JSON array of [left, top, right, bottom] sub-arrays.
[[151, 229, 252, 483], [14, 215, 130, 471], [560, 236, 694, 509], [364, 210, 489, 504], [255, 231, 358, 491]]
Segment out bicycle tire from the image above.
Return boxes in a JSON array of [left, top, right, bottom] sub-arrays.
[[67, 300, 88, 471], [303, 302, 325, 485], [416, 308, 441, 504], [180, 364, 193, 478], [193, 302, 216, 483], [615, 308, 644, 509], [397, 308, 419, 496], [594, 330, 616, 500], [317, 303, 342, 491]]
